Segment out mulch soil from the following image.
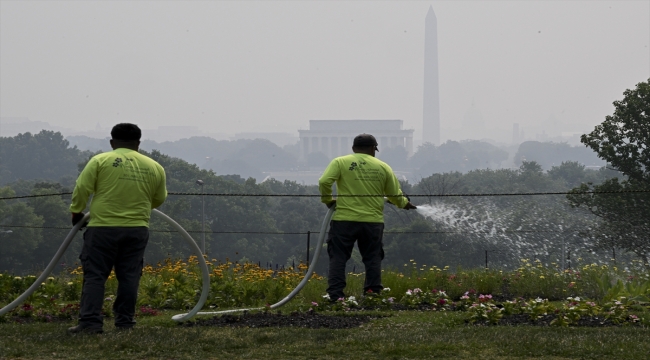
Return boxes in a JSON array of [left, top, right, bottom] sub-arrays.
[[183, 311, 379, 329]]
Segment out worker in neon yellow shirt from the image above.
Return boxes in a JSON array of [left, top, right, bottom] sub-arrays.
[[68, 123, 167, 334], [319, 133, 416, 301]]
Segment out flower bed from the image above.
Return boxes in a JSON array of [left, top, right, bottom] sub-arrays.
[[1, 257, 648, 326]]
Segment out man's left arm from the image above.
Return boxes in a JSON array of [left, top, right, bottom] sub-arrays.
[[384, 167, 415, 209]]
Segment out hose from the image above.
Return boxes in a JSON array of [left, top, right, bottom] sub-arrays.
[[170, 205, 335, 320], [0, 210, 210, 323]]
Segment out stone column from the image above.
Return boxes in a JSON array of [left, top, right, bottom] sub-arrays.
[[321, 137, 329, 157], [312, 137, 319, 154], [302, 137, 309, 161], [406, 136, 413, 156], [330, 137, 339, 158]]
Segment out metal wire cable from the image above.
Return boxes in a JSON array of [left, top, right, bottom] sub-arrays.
[[0, 224, 590, 235], [1, 188, 649, 200]]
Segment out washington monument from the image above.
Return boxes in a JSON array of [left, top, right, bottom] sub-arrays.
[[423, 6, 441, 145]]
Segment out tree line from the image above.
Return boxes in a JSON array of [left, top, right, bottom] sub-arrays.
[[1, 79, 648, 273]]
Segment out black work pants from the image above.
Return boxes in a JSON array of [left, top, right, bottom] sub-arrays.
[[78, 227, 148, 329], [326, 220, 384, 300]]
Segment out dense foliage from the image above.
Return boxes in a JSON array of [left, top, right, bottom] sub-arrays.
[[568, 79, 650, 265], [0, 131, 94, 186]]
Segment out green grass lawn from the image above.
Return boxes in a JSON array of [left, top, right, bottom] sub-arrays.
[[1, 310, 649, 360]]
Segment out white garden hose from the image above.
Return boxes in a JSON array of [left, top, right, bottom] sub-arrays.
[[170, 206, 335, 320], [0, 210, 210, 323]]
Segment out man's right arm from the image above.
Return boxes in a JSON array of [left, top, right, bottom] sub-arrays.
[[151, 166, 168, 209], [70, 158, 98, 214], [318, 159, 339, 205]]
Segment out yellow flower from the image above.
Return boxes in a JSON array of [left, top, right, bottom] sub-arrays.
[[539, 276, 545, 279]]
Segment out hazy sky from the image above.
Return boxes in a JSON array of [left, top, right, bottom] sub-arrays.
[[1, 1, 649, 143]]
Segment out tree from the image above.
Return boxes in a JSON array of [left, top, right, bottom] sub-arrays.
[[305, 152, 330, 168], [548, 161, 587, 188], [580, 79, 650, 183], [514, 141, 603, 169], [568, 79, 650, 265], [0, 187, 44, 272], [379, 146, 408, 171], [459, 140, 509, 169], [27, 182, 81, 269], [0, 130, 93, 185]]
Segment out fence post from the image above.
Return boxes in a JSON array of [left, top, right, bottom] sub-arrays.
[[306, 231, 311, 267]]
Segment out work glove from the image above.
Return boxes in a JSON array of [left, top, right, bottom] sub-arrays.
[[71, 213, 87, 228], [404, 202, 417, 210]]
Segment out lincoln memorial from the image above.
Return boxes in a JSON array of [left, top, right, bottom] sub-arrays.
[[298, 120, 414, 160]]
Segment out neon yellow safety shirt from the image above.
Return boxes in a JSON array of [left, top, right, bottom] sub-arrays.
[[70, 148, 167, 227], [319, 153, 409, 223]]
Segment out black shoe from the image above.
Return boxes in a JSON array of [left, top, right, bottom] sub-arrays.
[[67, 325, 103, 334]]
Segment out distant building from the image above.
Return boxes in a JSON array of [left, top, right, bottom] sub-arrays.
[[232, 132, 298, 147], [298, 120, 414, 160], [0, 117, 62, 136], [154, 126, 201, 142]]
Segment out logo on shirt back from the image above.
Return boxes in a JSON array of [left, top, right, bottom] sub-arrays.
[[113, 157, 135, 168], [348, 160, 366, 171]]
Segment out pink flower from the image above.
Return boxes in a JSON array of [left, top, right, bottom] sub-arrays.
[[311, 302, 318, 307]]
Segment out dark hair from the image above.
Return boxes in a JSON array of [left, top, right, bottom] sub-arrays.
[[111, 123, 141, 142], [352, 133, 378, 151]]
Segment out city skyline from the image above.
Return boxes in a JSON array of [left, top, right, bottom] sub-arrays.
[[1, 1, 648, 145]]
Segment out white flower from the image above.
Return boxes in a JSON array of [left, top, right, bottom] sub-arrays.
[[322, 294, 330, 300], [574, 297, 581, 302], [383, 287, 391, 292], [405, 290, 413, 296], [348, 296, 356, 301]]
